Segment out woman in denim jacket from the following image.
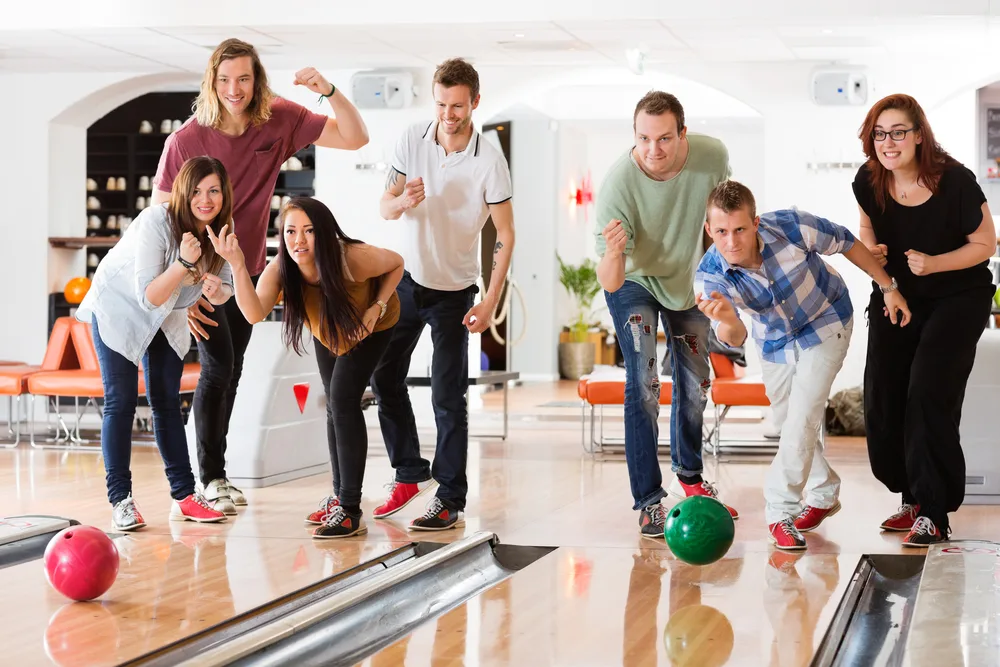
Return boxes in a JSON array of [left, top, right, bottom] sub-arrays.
[[76, 156, 235, 531]]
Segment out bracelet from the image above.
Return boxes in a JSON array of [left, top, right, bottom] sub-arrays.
[[317, 83, 336, 104], [177, 257, 195, 270]]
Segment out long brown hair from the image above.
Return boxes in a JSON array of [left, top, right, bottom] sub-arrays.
[[167, 157, 233, 276], [194, 38, 275, 129], [858, 93, 958, 211], [276, 198, 366, 355]]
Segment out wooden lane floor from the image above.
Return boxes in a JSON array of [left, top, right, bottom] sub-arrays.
[[362, 547, 855, 667], [3, 381, 1000, 665]]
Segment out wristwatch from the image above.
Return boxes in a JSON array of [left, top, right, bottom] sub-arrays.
[[375, 300, 388, 320], [879, 277, 898, 294]]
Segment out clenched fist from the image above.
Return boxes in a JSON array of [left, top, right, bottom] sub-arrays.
[[602, 219, 627, 258]]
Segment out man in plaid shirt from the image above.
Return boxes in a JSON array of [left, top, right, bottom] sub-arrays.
[[695, 180, 911, 551]]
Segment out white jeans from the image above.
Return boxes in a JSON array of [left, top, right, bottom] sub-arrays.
[[761, 318, 853, 524]]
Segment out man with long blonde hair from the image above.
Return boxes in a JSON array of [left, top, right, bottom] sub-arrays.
[[152, 38, 369, 513]]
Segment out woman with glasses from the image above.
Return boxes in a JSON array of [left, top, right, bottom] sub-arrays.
[[852, 93, 997, 547]]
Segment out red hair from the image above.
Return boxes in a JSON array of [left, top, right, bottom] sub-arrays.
[[858, 93, 957, 212]]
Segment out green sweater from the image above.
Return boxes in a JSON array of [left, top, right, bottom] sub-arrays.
[[595, 134, 731, 311]]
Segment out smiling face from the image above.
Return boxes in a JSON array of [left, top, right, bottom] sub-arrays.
[[189, 173, 223, 227], [283, 207, 315, 266], [434, 83, 478, 137], [705, 204, 760, 267], [214, 56, 255, 119], [873, 108, 922, 172], [634, 110, 686, 177]]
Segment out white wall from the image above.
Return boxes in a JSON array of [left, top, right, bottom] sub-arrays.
[[2, 55, 998, 404]]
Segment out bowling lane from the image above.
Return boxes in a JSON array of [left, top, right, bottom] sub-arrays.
[[1, 527, 404, 667], [360, 546, 856, 667]]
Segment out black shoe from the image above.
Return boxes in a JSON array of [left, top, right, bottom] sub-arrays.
[[409, 497, 465, 531], [312, 507, 367, 539], [639, 503, 667, 541], [901, 516, 947, 548]]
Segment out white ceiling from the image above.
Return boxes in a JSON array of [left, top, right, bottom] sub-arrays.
[[5, 13, 1000, 74]]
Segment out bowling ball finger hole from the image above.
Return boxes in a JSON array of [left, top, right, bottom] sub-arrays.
[[671, 510, 680, 518], [63, 534, 73, 540]]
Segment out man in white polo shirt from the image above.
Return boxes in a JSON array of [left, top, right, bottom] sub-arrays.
[[371, 57, 515, 531]]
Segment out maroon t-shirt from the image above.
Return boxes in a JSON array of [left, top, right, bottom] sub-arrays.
[[153, 97, 327, 275]]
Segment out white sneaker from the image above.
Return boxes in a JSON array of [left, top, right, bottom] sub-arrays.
[[112, 495, 146, 532], [224, 478, 247, 506], [202, 478, 237, 515]]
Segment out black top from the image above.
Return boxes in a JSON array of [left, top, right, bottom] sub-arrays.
[[852, 162, 993, 299]]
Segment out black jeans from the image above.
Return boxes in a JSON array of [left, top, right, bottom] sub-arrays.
[[193, 275, 258, 486], [370, 272, 476, 511], [313, 328, 393, 515], [92, 317, 195, 506], [864, 286, 993, 530]]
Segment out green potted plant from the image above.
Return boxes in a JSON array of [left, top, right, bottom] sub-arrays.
[[557, 254, 602, 379]]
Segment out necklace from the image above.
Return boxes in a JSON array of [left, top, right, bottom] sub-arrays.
[[896, 176, 921, 200]]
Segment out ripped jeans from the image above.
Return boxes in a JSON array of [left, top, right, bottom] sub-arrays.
[[605, 280, 711, 510]]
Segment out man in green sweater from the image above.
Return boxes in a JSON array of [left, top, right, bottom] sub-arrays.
[[595, 91, 739, 540]]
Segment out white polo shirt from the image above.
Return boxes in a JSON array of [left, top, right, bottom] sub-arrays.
[[391, 120, 513, 291]]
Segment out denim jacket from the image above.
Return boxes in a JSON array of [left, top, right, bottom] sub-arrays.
[[75, 203, 233, 365]]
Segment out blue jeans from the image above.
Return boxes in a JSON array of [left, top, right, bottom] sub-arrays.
[[370, 272, 477, 511], [605, 281, 711, 510], [92, 316, 195, 506]]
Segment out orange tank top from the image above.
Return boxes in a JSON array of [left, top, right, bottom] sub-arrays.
[[303, 256, 400, 356]]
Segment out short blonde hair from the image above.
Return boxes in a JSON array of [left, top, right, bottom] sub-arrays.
[[194, 38, 275, 129]]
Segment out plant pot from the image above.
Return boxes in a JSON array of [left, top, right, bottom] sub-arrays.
[[558, 341, 595, 380]]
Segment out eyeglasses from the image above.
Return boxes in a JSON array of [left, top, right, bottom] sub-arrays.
[[872, 128, 916, 142]]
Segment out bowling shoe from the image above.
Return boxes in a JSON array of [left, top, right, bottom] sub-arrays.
[[768, 518, 807, 551], [793, 501, 841, 532], [901, 516, 948, 548], [880, 503, 919, 532], [170, 493, 227, 523], [305, 495, 341, 525], [202, 478, 237, 515], [638, 502, 667, 541], [111, 495, 146, 532], [313, 507, 367, 539], [669, 478, 739, 520], [408, 497, 465, 531], [373, 479, 437, 519], [224, 479, 247, 506]]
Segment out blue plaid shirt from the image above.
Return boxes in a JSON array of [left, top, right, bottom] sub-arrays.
[[694, 209, 855, 364]]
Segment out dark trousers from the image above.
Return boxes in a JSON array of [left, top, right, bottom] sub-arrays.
[[313, 328, 394, 515], [193, 276, 258, 486], [370, 272, 476, 511], [864, 286, 993, 530], [92, 317, 195, 506]]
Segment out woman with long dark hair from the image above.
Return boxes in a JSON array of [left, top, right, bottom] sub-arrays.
[[209, 196, 403, 538], [75, 156, 233, 530], [853, 94, 997, 546]]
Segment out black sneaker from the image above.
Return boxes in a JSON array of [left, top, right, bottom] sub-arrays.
[[639, 503, 667, 541], [409, 497, 465, 531], [902, 516, 947, 548], [312, 507, 367, 539]]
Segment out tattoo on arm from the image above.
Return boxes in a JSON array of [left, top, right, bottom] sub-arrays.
[[492, 241, 503, 270], [385, 167, 404, 191]]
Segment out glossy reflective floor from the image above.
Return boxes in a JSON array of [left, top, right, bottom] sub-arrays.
[[3, 381, 1000, 666]]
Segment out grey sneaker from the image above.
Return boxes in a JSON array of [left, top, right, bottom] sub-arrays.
[[639, 502, 667, 541], [112, 495, 146, 532], [203, 478, 237, 515]]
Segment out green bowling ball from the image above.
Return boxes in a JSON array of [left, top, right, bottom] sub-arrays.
[[664, 496, 735, 566]]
